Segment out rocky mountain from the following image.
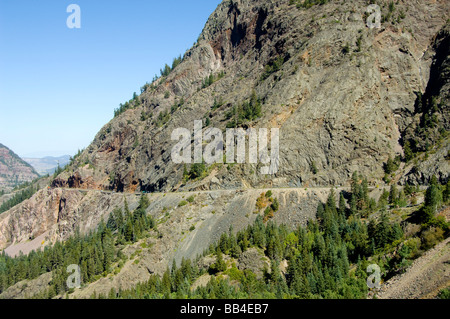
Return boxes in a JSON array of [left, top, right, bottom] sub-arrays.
[[0, 144, 39, 191], [0, 0, 449, 299], [52, 0, 449, 194], [23, 155, 71, 176]]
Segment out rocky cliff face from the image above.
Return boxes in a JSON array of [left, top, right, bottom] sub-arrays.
[[0, 188, 141, 254], [399, 22, 450, 185], [0, 144, 39, 191], [52, 0, 449, 193]]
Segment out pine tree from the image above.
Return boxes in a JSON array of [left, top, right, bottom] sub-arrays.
[[351, 172, 360, 195], [404, 183, 414, 196], [326, 189, 337, 216], [397, 190, 407, 207], [338, 192, 346, 218], [389, 184, 398, 206], [444, 181, 450, 203], [375, 210, 390, 249], [210, 249, 227, 273], [384, 156, 396, 174], [404, 140, 414, 162], [423, 175, 443, 222], [162, 267, 172, 294], [316, 202, 325, 221], [124, 220, 134, 242], [349, 193, 357, 217], [378, 189, 389, 208]]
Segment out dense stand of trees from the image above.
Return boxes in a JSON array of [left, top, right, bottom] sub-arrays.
[[99, 180, 429, 299], [102, 175, 449, 299], [1, 172, 448, 299], [106, 210, 371, 299], [0, 185, 38, 214], [0, 196, 155, 297]]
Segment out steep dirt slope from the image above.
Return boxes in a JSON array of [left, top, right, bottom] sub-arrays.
[[376, 237, 450, 299]]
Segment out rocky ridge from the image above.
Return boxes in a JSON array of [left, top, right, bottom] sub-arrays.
[[52, 0, 449, 193], [0, 144, 39, 192]]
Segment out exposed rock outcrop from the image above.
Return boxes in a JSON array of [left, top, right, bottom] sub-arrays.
[[51, 0, 449, 193], [0, 144, 39, 191]]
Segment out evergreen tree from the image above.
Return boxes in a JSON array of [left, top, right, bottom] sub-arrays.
[[326, 189, 337, 216], [316, 202, 325, 221], [338, 192, 346, 218], [403, 140, 414, 162], [423, 175, 443, 222], [444, 181, 450, 203], [389, 184, 398, 206]]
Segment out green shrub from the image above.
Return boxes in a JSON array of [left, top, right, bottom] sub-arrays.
[[187, 163, 206, 180], [156, 110, 170, 127], [438, 288, 450, 299], [179, 200, 188, 207], [421, 227, 444, 250], [226, 266, 244, 281], [403, 237, 421, 259], [260, 56, 285, 81], [270, 198, 279, 212], [187, 195, 195, 203]]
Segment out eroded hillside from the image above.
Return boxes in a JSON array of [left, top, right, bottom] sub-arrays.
[[51, 0, 449, 193]]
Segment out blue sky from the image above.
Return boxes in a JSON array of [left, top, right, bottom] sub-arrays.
[[0, 0, 221, 158]]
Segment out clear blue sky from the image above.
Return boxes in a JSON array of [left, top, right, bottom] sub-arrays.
[[0, 0, 221, 158]]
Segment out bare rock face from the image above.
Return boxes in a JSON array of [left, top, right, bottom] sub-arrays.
[[0, 144, 39, 191], [238, 247, 270, 279], [0, 188, 141, 255], [51, 0, 449, 193], [400, 22, 450, 185]]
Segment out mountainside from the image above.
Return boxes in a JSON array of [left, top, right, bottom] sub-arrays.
[[52, 0, 449, 194], [0, 0, 449, 300], [0, 144, 39, 191], [23, 155, 71, 176]]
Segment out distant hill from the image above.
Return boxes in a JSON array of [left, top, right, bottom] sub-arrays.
[[0, 144, 40, 191], [23, 155, 71, 175]]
